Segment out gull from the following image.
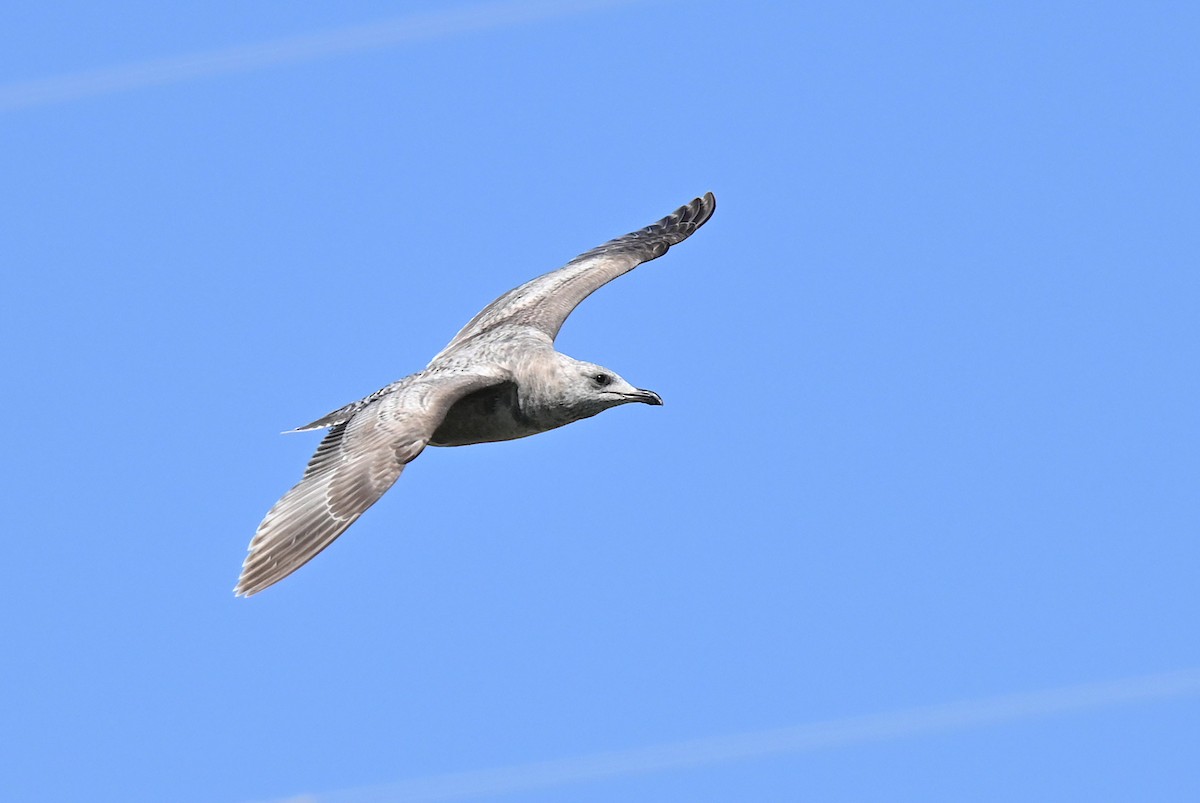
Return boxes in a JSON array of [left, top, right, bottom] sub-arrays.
[[235, 192, 716, 596]]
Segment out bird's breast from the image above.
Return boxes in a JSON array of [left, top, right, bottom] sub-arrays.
[[428, 381, 546, 447]]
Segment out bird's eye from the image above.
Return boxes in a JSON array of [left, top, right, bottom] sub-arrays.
[[593, 373, 611, 387]]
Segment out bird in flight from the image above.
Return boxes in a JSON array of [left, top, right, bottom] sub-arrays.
[[236, 192, 717, 596]]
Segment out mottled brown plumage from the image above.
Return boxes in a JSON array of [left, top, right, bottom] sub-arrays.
[[236, 193, 715, 596]]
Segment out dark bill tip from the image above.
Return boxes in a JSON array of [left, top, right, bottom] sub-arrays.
[[631, 389, 663, 406]]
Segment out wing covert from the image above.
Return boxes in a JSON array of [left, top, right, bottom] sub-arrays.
[[437, 192, 715, 355]]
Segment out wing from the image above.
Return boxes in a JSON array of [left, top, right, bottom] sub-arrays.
[[436, 192, 715, 355], [235, 370, 502, 597]]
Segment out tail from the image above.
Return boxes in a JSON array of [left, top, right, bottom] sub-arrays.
[[285, 402, 363, 433]]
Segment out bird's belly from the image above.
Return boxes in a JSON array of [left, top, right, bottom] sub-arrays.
[[429, 382, 544, 447]]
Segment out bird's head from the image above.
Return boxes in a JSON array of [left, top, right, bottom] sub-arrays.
[[550, 355, 662, 419]]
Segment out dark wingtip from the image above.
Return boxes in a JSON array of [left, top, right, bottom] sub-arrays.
[[670, 192, 716, 228], [696, 191, 716, 226], [654, 191, 717, 246]]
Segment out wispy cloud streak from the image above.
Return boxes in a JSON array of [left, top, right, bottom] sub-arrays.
[[0, 0, 639, 112], [267, 668, 1200, 803]]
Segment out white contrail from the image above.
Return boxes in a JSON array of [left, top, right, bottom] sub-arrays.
[[258, 668, 1200, 803], [0, 0, 641, 112]]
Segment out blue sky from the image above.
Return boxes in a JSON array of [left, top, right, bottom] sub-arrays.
[[3, 1, 1198, 801]]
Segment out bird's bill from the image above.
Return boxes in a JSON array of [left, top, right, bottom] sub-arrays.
[[626, 388, 664, 406]]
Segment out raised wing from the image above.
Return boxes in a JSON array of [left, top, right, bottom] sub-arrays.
[[437, 192, 715, 355], [235, 370, 502, 596]]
